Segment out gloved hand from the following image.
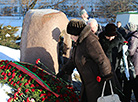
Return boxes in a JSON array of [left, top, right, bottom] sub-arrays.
[[56, 70, 65, 78], [102, 72, 113, 81]]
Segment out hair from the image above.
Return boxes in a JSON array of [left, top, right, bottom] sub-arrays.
[[117, 21, 121, 23], [88, 18, 98, 25]]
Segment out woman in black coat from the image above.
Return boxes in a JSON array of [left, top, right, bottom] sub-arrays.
[[98, 23, 125, 101]]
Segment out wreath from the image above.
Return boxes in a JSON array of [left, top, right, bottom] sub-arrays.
[[0, 60, 80, 102]]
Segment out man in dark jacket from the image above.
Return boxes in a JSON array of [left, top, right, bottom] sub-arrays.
[[116, 21, 128, 40], [57, 19, 113, 102]]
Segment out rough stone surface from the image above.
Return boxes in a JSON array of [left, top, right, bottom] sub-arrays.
[[20, 9, 72, 74]]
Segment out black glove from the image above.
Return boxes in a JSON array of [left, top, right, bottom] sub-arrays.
[[56, 71, 65, 78], [102, 72, 113, 81]]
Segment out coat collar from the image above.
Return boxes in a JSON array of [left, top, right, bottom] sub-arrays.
[[77, 25, 98, 44]]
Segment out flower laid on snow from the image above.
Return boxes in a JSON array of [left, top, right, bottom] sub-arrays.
[[0, 60, 80, 102]]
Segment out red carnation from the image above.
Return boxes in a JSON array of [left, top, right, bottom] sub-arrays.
[[8, 72, 11, 76], [12, 73, 15, 78], [27, 97, 30, 102], [30, 84, 35, 87], [96, 76, 101, 82], [36, 58, 40, 64], [0, 66, 4, 69], [11, 81, 14, 85], [124, 41, 128, 44], [19, 93, 23, 96], [1, 72, 5, 75], [42, 98, 45, 101], [8, 66, 11, 70], [4, 76, 7, 80], [25, 89, 29, 93], [27, 79, 31, 83], [17, 81, 20, 84], [12, 69, 16, 72], [19, 83, 22, 86], [14, 96, 17, 100], [24, 83, 29, 86], [9, 78, 12, 82], [14, 92, 18, 97], [39, 89, 43, 91], [5, 64, 9, 69], [40, 93, 46, 97], [19, 74, 22, 78], [13, 83, 16, 86], [31, 89, 35, 92], [8, 97, 13, 102], [17, 87, 21, 92], [21, 77, 24, 81]]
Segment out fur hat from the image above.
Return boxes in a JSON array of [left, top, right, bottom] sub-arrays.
[[67, 19, 86, 36], [105, 23, 117, 37], [80, 9, 87, 16], [124, 22, 137, 32]]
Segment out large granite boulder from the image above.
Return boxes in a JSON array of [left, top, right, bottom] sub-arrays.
[[20, 9, 72, 74]]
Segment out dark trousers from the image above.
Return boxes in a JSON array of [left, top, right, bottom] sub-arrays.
[[123, 76, 138, 102]]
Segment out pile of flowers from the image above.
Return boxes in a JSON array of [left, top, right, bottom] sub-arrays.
[[0, 60, 80, 102]]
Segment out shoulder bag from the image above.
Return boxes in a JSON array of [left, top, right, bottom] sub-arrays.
[[97, 80, 121, 102]]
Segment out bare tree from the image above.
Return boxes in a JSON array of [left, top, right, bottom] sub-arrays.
[[37, 0, 80, 17], [95, 0, 138, 22], [20, 0, 38, 15]]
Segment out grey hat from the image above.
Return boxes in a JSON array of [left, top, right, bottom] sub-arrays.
[[124, 22, 137, 32], [80, 9, 87, 16]]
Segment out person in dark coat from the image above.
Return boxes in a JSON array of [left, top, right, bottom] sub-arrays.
[[116, 21, 128, 40], [98, 23, 125, 101], [123, 22, 138, 102], [57, 19, 113, 102]]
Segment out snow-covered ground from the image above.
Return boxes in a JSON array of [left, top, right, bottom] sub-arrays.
[[0, 45, 20, 61]]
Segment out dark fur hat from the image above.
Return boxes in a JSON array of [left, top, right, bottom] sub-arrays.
[[105, 23, 117, 37], [67, 19, 86, 36]]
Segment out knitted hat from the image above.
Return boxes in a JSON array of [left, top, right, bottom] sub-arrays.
[[67, 19, 86, 36], [80, 9, 87, 16], [124, 22, 137, 32], [105, 23, 117, 37]]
